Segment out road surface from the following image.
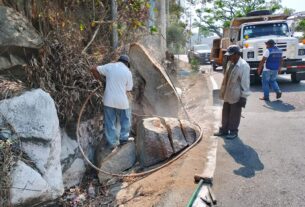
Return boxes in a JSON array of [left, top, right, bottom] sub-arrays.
[[211, 72, 305, 207]]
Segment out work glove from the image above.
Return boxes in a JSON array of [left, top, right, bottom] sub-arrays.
[[238, 97, 247, 108]]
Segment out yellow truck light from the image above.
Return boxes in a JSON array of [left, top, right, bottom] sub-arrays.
[[244, 43, 249, 48]]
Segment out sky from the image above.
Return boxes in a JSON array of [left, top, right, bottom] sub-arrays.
[[181, 0, 305, 34], [281, 0, 304, 12]]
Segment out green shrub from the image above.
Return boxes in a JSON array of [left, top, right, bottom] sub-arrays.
[[190, 58, 199, 72]]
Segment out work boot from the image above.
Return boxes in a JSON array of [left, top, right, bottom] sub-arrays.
[[259, 97, 270, 101], [213, 129, 228, 137], [276, 91, 282, 99], [119, 137, 134, 147]]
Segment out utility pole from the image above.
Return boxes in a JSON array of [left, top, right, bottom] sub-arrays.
[[110, 0, 118, 49], [166, 0, 170, 27]]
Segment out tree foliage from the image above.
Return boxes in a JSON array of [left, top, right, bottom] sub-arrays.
[[296, 19, 305, 38], [2, 0, 151, 126], [194, 0, 282, 37], [167, 0, 187, 53]]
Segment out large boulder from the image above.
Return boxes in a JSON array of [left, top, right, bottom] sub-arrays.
[[0, 89, 64, 206], [129, 43, 179, 117], [136, 117, 198, 168], [0, 6, 43, 76], [136, 117, 174, 167]]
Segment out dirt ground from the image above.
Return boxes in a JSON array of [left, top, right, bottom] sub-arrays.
[[112, 62, 217, 207]]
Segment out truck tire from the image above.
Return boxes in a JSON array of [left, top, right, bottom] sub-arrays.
[[222, 56, 228, 74], [250, 73, 261, 85], [291, 73, 301, 83], [255, 74, 261, 84]]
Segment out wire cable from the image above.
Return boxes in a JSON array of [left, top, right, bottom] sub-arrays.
[[76, 86, 203, 178]]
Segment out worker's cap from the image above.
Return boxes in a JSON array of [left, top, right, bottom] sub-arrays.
[[225, 45, 241, 56], [118, 54, 130, 63], [265, 39, 275, 46]]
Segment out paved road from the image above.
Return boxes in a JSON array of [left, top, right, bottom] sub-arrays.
[[211, 73, 305, 207]]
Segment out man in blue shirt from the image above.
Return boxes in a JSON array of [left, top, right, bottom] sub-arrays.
[[257, 39, 283, 101]]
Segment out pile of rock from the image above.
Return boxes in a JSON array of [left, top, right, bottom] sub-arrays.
[[96, 116, 198, 183]]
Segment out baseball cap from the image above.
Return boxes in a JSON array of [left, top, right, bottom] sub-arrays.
[[118, 54, 130, 63], [225, 45, 241, 56], [265, 39, 275, 46]]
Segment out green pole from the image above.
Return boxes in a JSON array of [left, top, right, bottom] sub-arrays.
[[186, 179, 204, 207]]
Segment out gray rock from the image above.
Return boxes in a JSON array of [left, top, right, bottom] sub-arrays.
[[21, 142, 51, 175], [62, 158, 86, 188], [180, 120, 198, 145], [136, 117, 174, 167], [98, 142, 136, 183], [60, 130, 86, 189], [78, 118, 103, 163], [163, 117, 188, 153], [0, 6, 42, 74], [129, 43, 179, 117], [60, 129, 78, 162], [0, 6, 42, 48], [0, 89, 60, 141], [0, 89, 64, 205], [10, 161, 53, 206]]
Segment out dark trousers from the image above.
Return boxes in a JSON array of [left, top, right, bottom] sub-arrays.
[[221, 102, 242, 135]]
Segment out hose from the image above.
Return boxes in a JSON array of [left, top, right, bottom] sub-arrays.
[[186, 179, 204, 207], [76, 86, 204, 178]]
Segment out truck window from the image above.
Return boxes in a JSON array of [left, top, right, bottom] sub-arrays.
[[243, 23, 289, 39]]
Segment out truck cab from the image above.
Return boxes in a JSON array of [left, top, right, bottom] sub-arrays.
[[211, 12, 305, 83]]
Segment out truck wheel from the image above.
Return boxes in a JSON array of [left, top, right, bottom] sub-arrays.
[[291, 73, 301, 83], [222, 56, 228, 74], [255, 74, 261, 84], [250, 73, 261, 85]]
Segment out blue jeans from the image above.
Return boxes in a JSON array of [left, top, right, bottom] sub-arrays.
[[262, 70, 281, 98], [103, 106, 131, 147]]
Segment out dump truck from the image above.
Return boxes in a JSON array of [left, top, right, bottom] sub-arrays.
[[210, 10, 305, 83]]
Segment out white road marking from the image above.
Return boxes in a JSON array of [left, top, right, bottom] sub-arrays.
[[210, 75, 219, 90]]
